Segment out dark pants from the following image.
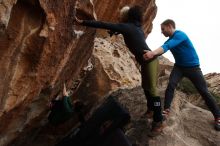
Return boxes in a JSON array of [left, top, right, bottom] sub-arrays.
[[164, 65, 220, 119]]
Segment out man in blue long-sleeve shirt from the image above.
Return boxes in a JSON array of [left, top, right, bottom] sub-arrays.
[[144, 19, 220, 131]]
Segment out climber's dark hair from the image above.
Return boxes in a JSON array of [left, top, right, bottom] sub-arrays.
[[127, 5, 143, 24]]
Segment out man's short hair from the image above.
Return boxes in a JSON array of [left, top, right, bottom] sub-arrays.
[[161, 19, 175, 29]]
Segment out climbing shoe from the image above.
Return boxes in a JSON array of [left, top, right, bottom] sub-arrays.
[[142, 110, 154, 119], [148, 120, 165, 137], [162, 108, 170, 120]]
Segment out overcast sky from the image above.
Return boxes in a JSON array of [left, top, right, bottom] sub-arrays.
[[147, 0, 220, 74]]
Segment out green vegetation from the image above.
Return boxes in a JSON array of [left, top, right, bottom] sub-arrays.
[[211, 92, 220, 106], [177, 78, 220, 106], [177, 78, 198, 94]]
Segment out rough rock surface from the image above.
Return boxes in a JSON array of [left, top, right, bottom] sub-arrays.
[[0, 0, 17, 34], [0, 0, 96, 145], [114, 86, 220, 146], [205, 73, 220, 96], [0, 0, 157, 145]]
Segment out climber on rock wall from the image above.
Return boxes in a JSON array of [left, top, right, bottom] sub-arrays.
[[75, 3, 165, 136]]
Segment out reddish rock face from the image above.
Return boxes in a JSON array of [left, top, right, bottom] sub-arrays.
[[0, 0, 157, 145], [93, 0, 157, 34]]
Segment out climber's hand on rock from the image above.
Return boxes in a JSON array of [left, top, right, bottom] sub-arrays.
[[75, 15, 83, 24]]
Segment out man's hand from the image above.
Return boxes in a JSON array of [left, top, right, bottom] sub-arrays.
[[143, 50, 155, 60], [63, 83, 69, 96], [74, 1, 83, 24]]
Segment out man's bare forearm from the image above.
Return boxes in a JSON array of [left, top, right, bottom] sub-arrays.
[[152, 47, 164, 56]]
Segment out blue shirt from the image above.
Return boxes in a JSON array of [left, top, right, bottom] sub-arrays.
[[161, 30, 200, 67]]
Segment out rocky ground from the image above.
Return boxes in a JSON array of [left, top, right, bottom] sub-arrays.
[[114, 86, 220, 146], [6, 85, 220, 146]]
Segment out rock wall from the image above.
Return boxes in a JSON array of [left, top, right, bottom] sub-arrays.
[[0, 0, 17, 34], [0, 0, 157, 145], [0, 0, 95, 145], [205, 73, 220, 96]]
